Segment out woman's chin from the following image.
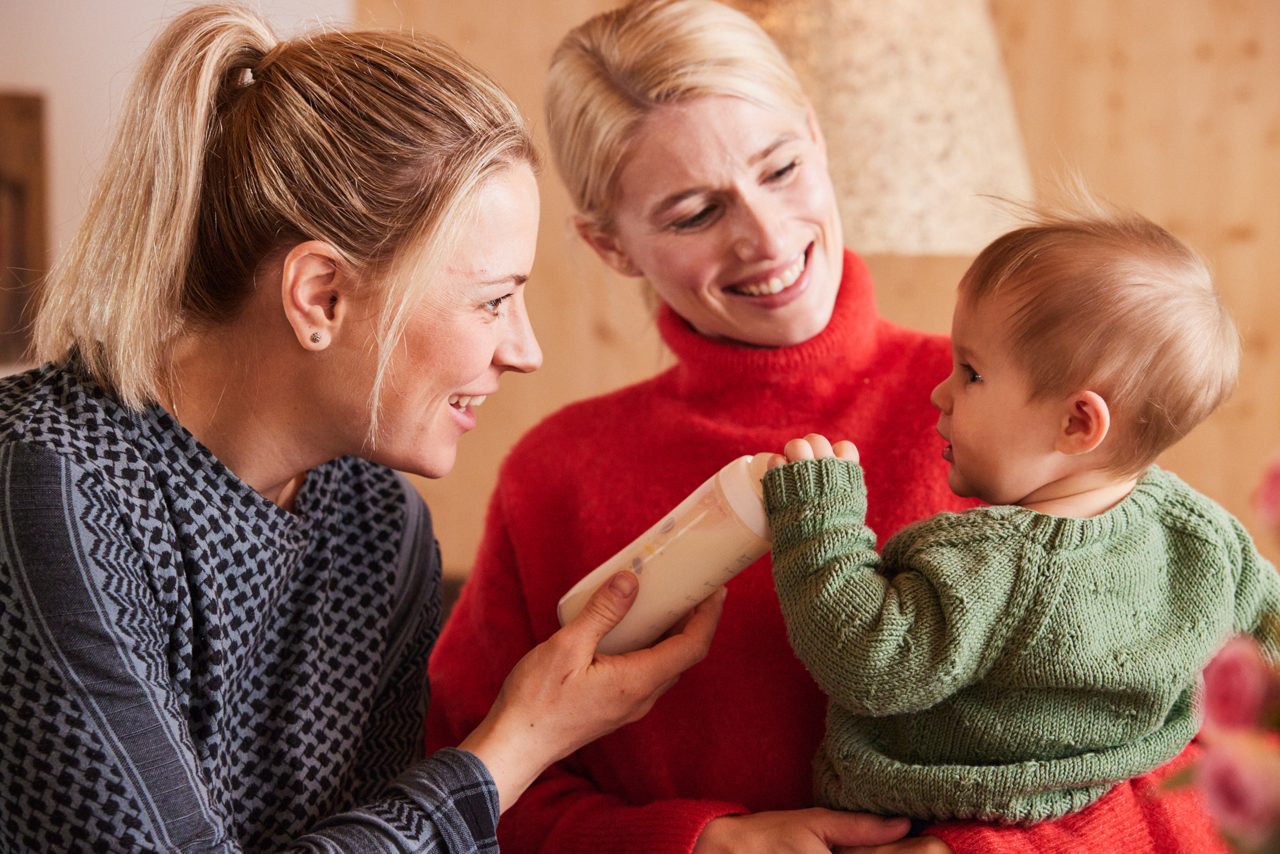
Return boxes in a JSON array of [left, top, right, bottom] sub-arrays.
[[731, 297, 836, 348]]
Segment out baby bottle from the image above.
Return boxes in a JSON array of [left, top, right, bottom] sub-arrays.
[[557, 453, 772, 654]]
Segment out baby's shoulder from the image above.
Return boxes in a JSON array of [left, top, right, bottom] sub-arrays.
[[886, 506, 1031, 556]]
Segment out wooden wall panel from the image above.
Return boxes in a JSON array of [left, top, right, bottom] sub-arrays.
[[357, 0, 1280, 573]]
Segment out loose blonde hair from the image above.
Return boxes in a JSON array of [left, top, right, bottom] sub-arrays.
[[546, 0, 807, 229], [960, 202, 1238, 474], [34, 4, 534, 429]]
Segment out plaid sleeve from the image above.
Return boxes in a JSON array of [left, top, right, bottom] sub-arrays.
[[306, 748, 499, 853]]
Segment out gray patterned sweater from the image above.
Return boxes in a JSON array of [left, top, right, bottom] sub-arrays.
[[0, 363, 498, 852]]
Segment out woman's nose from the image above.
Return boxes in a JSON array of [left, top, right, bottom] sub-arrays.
[[730, 192, 786, 262], [498, 301, 542, 374]]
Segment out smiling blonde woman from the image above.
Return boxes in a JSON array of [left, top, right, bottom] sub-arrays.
[[0, 5, 722, 851]]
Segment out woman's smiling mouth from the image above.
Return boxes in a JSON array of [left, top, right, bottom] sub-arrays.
[[448, 394, 488, 411], [728, 249, 808, 297]]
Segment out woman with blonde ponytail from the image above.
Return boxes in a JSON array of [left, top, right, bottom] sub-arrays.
[[1, 5, 721, 851]]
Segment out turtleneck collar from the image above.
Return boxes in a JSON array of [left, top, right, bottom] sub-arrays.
[[658, 250, 883, 403]]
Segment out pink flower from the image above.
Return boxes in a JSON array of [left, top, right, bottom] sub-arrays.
[[1204, 637, 1277, 730], [1198, 730, 1280, 849], [1255, 456, 1280, 529]]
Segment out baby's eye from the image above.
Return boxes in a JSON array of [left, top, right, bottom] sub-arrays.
[[961, 363, 983, 384]]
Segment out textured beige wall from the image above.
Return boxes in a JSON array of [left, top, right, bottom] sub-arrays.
[[358, 0, 1280, 575]]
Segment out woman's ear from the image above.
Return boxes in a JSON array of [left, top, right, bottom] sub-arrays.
[[805, 102, 827, 157], [1057, 390, 1111, 456], [279, 241, 347, 351], [573, 216, 643, 278]]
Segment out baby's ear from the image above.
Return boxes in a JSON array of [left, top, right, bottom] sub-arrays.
[[1056, 390, 1111, 456]]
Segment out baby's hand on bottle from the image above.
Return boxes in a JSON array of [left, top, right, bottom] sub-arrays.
[[775, 434, 860, 466]]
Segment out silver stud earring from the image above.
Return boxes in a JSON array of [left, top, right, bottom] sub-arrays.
[[309, 332, 321, 344]]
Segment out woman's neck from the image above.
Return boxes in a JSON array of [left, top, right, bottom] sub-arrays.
[[162, 328, 326, 511]]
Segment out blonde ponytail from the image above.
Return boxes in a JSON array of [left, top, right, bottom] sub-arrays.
[[35, 7, 275, 407], [34, 4, 534, 419]]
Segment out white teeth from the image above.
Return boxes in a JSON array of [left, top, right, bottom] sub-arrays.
[[734, 254, 805, 296], [448, 394, 488, 409]]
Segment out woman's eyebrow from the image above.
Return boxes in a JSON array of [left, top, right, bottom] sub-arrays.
[[477, 274, 529, 287], [748, 133, 798, 166]]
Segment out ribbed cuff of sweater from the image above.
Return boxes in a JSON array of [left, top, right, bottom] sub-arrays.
[[763, 457, 865, 513]]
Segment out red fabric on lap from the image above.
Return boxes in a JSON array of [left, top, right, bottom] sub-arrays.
[[926, 741, 1228, 853]]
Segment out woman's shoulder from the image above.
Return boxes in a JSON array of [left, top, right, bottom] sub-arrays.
[[1, 362, 78, 440], [0, 365, 170, 553], [0, 362, 139, 470]]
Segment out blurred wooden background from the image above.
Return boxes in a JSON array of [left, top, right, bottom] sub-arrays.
[[364, 0, 1280, 577], [0, 95, 45, 367]]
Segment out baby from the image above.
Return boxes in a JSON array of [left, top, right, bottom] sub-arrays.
[[761, 203, 1280, 825]]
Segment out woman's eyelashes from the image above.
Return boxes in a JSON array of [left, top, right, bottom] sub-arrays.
[[667, 159, 802, 232], [767, 158, 799, 182], [671, 204, 719, 231], [482, 293, 513, 317]]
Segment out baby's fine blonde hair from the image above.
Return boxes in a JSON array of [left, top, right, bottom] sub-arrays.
[[546, 0, 808, 230], [961, 201, 1238, 474], [34, 4, 534, 432]]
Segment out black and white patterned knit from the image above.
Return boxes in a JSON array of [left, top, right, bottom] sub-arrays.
[[0, 362, 499, 852]]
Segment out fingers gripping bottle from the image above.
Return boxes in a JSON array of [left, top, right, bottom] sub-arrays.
[[557, 454, 772, 654]]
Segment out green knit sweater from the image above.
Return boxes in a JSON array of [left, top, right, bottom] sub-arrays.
[[763, 460, 1280, 825]]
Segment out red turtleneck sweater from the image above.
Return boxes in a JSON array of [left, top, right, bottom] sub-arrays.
[[426, 251, 1225, 853]]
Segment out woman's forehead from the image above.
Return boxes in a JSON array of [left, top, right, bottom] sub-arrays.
[[618, 96, 808, 203]]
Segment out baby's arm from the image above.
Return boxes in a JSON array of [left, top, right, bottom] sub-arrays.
[[764, 435, 1028, 716], [1229, 516, 1280, 660]]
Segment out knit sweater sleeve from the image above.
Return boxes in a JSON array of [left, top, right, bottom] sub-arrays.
[[1227, 515, 1280, 659], [764, 458, 1038, 716], [427, 474, 747, 854], [0, 440, 497, 853]]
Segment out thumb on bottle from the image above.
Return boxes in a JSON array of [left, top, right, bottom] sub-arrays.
[[568, 570, 638, 643]]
